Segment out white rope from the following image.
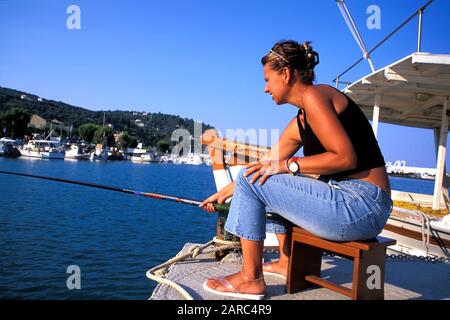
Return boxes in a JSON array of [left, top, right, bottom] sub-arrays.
[[146, 237, 241, 300], [416, 210, 431, 256]]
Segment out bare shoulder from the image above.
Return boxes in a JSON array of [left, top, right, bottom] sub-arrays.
[[302, 85, 347, 114], [302, 85, 333, 111]]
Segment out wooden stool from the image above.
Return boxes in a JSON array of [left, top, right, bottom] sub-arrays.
[[287, 226, 396, 300]]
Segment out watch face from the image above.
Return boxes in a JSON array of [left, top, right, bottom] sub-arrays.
[[288, 161, 299, 173]]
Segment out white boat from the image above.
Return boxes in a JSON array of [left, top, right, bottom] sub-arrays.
[[172, 156, 183, 164], [341, 52, 450, 259], [19, 140, 65, 159], [180, 153, 203, 165], [381, 206, 450, 258], [64, 144, 90, 160], [0, 140, 5, 156], [126, 147, 148, 162], [160, 154, 174, 163], [140, 152, 161, 163], [0, 138, 21, 157], [149, 1, 449, 301], [89, 144, 108, 161]]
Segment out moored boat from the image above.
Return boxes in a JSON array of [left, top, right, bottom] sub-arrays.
[[148, 1, 449, 300], [0, 138, 21, 158], [19, 140, 65, 159], [140, 152, 161, 163], [64, 144, 90, 160]]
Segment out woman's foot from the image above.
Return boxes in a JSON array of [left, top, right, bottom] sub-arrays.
[[263, 260, 288, 279], [204, 271, 265, 298]]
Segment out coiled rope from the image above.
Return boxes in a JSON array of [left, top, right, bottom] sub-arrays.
[[146, 237, 241, 300]]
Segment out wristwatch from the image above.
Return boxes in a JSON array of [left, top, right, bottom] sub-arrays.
[[286, 158, 300, 175]]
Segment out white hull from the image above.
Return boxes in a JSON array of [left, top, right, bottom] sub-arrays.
[[65, 154, 90, 160], [140, 159, 161, 163], [129, 153, 161, 163], [64, 146, 90, 160], [20, 149, 65, 159], [130, 156, 143, 162], [89, 152, 107, 161], [179, 154, 203, 165], [381, 207, 450, 259]]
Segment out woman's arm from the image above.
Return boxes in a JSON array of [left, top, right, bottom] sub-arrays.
[[200, 116, 304, 211], [262, 115, 303, 161], [295, 87, 357, 175], [243, 115, 305, 185]]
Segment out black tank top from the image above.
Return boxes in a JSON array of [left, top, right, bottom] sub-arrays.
[[296, 86, 386, 180]]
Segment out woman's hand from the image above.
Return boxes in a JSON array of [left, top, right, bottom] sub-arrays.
[[244, 159, 288, 186], [199, 182, 235, 213]]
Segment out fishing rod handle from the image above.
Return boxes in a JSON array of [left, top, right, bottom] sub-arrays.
[[213, 202, 230, 213]]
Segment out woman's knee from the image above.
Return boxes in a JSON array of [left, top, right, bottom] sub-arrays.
[[235, 167, 252, 186]]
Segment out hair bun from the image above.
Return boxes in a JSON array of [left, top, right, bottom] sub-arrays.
[[262, 39, 318, 83], [302, 41, 312, 52], [302, 42, 319, 69]]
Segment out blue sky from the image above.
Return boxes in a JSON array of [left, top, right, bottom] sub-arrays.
[[0, 0, 449, 168]]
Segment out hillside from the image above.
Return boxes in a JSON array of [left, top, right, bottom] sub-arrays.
[[0, 86, 214, 147]]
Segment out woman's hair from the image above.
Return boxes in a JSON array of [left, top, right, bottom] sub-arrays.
[[261, 40, 319, 84]]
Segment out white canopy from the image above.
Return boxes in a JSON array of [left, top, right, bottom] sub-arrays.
[[344, 52, 450, 129], [343, 52, 450, 210]]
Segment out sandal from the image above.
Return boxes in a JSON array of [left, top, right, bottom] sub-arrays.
[[202, 273, 265, 300]]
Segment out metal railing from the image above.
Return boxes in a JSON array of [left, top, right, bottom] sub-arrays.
[[333, 0, 434, 89]]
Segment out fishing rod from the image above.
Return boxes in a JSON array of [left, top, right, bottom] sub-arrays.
[[0, 170, 230, 213]]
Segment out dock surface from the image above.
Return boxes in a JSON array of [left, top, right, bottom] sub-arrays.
[[150, 243, 450, 300]]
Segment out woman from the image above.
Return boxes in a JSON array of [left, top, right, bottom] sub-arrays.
[[199, 40, 392, 300]]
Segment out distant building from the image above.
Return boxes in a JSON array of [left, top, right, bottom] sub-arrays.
[[20, 94, 27, 100], [28, 114, 47, 129], [135, 119, 144, 128], [37, 97, 43, 102]]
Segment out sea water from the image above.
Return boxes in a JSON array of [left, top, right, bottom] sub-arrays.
[[0, 157, 436, 299]]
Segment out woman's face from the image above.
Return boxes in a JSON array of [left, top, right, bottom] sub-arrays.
[[263, 64, 289, 105]]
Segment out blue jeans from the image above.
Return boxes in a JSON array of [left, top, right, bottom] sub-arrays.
[[225, 168, 393, 242]]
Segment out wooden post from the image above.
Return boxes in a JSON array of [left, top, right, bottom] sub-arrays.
[[201, 129, 239, 260], [201, 130, 272, 259], [433, 98, 449, 210], [352, 247, 386, 300], [372, 94, 381, 138]]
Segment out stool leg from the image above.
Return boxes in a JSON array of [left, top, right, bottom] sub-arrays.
[[352, 247, 386, 300], [287, 241, 322, 294]]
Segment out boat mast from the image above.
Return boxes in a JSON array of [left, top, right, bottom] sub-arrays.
[[335, 0, 375, 73], [102, 112, 107, 159]]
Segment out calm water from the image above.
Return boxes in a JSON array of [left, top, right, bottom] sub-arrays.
[[0, 157, 435, 299], [0, 157, 217, 299]]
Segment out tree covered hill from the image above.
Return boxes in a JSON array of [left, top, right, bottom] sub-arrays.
[[0, 86, 214, 147]]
